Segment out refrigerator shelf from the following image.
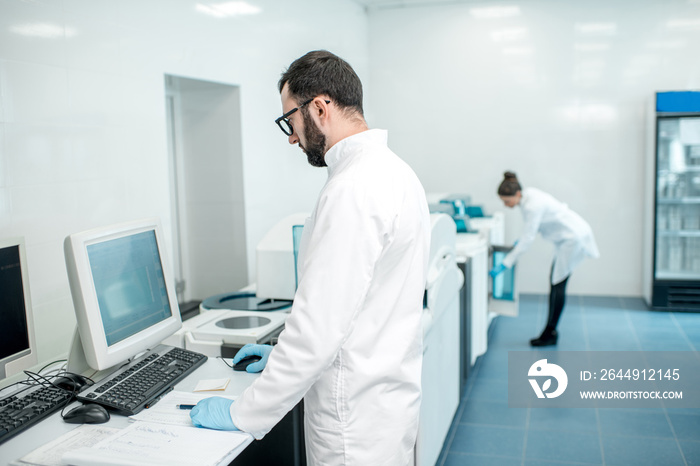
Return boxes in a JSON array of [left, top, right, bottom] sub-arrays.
[[658, 167, 700, 175], [657, 230, 700, 237], [656, 271, 700, 280], [657, 197, 700, 204]]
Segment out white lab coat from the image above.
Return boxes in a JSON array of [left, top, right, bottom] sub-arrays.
[[502, 187, 599, 284], [231, 129, 431, 466]]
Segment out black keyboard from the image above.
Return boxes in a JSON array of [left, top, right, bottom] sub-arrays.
[[0, 385, 73, 445], [78, 346, 207, 416]]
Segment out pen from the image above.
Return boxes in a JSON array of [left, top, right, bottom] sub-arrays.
[[176, 404, 196, 410]]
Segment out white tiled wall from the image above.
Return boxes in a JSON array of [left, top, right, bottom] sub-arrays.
[[0, 0, 368, 367], [367, 0, 700, 296]]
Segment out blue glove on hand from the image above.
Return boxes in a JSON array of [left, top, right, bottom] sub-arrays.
[[232, 344, 273, 373], [489, 263, 506, 278], [190, 397, 238, 431]]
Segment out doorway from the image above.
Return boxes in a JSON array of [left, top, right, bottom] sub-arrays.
[[164, 75, 248, 309]]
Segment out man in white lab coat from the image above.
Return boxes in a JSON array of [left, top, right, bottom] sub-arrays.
[[191, 50, 431, 466], [491, 171, 599, 346]]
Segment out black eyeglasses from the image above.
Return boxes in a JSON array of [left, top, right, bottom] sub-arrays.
[[275, 98, 330, 136]]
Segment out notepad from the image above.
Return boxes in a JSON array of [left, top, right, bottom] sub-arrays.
[[61, 421, 251, 466], [194, 378, 230, 392]]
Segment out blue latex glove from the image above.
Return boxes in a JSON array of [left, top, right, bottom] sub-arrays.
[[489, 263, 506, 278], [232, 344, 273, 373], [190, 397, 239, 431]]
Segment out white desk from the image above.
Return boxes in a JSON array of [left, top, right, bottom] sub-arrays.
[[0, 357, 256, 466]]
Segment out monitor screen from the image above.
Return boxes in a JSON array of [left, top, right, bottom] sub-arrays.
[[0, 237, 38, 380], [87, 230, 172, 346], [65, 219, 182, 371]]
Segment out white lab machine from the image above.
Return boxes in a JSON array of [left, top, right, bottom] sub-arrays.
[[454, 230, 518, 378], [455, 232, 489, 369], [164, 214, 309, 357], [198, 213, 310, 313], [162, 309, 288, 357], [427, 193, 507, 389], [470, 211, 505, 246], [255, 213, 309, 301], [427, 193, 518, 389], [416, 214, 464, 466], [426, 191, 505, 246]]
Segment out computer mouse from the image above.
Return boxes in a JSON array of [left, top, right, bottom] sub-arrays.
[[63, 403, 110, 424], [233, 355, 262, 371], [52, 373, 91, 392]]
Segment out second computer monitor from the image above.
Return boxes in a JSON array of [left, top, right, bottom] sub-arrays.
[[0, 237, 38, 381], [64, 218, 182, 371]]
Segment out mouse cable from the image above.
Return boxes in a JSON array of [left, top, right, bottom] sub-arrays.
[[36, 359, 67, 376], [0, 370, 55, 398], [24, 370, 83, 400], [24, 370, 84, 419], [24, 370, 58, 390], [217, 356, 234, 369], [0, 379, 34, 398], [47, 371, 100, 420], [53, 370, 97, 388], [0, 371, 78, 416], [59, 394, 84, 420], [0, 360, 68, 398]]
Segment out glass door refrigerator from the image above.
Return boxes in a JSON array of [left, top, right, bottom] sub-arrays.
[[645, 91, 700, 311]]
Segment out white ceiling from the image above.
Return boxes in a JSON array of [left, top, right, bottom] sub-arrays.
[[352, 0, 478, 11]]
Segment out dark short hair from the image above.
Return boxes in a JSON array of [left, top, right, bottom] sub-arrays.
[[498, 171, 522, 196], [278, 50, 364, 116]]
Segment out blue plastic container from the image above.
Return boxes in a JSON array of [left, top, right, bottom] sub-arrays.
[[492, 245, 515, 301]]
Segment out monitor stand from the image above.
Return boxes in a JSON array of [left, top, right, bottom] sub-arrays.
[[66, 328, 91, 376], [66, 328, 116, 379], [66, 327, 166, 380]]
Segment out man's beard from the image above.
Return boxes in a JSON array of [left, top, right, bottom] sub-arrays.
[[300, 108, 327, 167]]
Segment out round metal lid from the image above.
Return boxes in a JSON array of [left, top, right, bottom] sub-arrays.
[[215, 316, 272, 329], [201, 292, 292, 311]]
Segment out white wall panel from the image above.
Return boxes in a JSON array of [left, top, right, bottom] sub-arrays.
[[1, 60, 69, 124], [368, 0, 700, 296], [0, 0, 67, 67]]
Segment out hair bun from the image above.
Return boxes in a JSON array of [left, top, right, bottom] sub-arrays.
[[504, 171, 517, 180]]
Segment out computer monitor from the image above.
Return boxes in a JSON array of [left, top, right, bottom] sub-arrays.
[[0, 237, 38, 380], [64, 218, 182, 371]]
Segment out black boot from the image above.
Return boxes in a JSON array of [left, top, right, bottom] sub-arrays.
[[530, 328, 558, 347]]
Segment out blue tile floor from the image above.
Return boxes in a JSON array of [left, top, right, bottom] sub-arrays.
[[436, 294, 700, 466]]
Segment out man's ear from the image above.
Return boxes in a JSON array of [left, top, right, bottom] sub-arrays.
[[311, 97, 331, 125]]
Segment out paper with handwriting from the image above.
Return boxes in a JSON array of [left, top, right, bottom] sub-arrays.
[[62, 421, 251, 466]]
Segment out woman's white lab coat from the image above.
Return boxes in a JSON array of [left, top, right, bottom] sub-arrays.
[[230, 130, 431, 466], [502, 187, 599, 284]]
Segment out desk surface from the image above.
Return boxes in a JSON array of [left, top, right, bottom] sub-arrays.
[[0, 357, 257, 466]]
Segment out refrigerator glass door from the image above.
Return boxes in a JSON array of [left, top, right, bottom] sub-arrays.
[[655, 116, 700, 280]]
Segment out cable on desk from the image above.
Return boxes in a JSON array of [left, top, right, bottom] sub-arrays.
[[22, 369, 100, 418], [36, 359, 67, 376], [217, 356, 234, 369]]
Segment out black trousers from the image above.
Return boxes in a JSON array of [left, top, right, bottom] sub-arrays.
[[545, 269, 570, 332]]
